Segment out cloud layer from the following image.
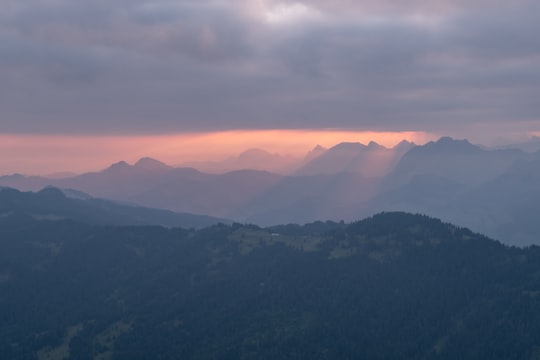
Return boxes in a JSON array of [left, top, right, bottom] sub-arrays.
[[1, 0, 539, 136]]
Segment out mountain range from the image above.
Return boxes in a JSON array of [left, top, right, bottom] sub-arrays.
[[295, 140, 414, 177], [178, 148, 301, 174], [1, 136, 540, 245]]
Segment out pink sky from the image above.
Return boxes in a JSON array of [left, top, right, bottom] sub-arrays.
[[0, 130, 433, 175]]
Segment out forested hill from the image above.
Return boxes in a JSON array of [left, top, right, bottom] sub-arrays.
[[2, 212, 540, 359], [0, 186, 228, 229]]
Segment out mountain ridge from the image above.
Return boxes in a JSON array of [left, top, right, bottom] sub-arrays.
[[2, 211, 540, 358], [0, 186, 229, 228]]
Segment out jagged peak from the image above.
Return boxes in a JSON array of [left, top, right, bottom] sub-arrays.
[[305, 144, 327, 156], [424, 137, 480, 152], [395, 139, 413, 146], [303, 144, 327, 162], [393, 140, 415, 151], [330, 142, 368, 151], [367, 141, 386, 150]]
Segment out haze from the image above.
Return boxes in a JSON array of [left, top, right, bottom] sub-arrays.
[[2, 0, 540, 175], [1, 130, 431, 175]]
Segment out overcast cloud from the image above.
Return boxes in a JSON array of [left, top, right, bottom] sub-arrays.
[[1, 0, 539, 136]]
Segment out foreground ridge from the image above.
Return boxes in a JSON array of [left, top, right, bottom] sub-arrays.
[[1, 212, 538, 359]]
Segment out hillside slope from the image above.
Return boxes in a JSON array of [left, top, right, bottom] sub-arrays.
[[1, 213, 540, 359], [0, 187, 228, 228]]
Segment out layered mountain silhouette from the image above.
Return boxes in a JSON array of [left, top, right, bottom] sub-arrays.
[[489, 135, 540, 153], [385, 137, 526, 187], [0, 187, 228, 228], [179, 148, 300, 174], [2, 136, 540, 245], [295, 140, 414, 176], [371, 137, 537, 245]]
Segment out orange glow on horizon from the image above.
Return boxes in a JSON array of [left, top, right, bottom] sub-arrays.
[[0, 130, 434, 175]]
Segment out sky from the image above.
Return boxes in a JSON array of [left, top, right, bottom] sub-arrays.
[[0, 130, 431, 175], [1, 0, 540, 174]]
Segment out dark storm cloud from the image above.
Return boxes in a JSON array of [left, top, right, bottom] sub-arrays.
[[1, 0, 539, 135]]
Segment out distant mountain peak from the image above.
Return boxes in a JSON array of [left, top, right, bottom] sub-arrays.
[[306, 144, 327, 156], [436, 136, 469, 145], [395, 139, 412, 146], [426, 137, 480, 152], [393, 140, 415, 152], [438, 136, 459, 143], [107, 161, 130, 170], [367, 141, 386, 150], [330, 142, 367, 151], [134, 157, 171, 171], [303, 145, 327, 163], [237, 148, 274, 161]]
